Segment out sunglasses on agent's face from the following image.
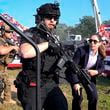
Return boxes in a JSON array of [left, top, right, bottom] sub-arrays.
[[88, 39, 99, 44], [5, 30, 13, 33], [45, 15, 58, 21]]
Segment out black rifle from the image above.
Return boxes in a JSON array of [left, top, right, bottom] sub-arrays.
[[55, 42, 92, 91], [37, 23, 93, 91], [0, 14, 41, 110]]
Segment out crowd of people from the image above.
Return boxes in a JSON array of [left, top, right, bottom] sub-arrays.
[[0, 2, 109, 110]]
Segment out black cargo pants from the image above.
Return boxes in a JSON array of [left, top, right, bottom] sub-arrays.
[[17, 82, 68, 110]]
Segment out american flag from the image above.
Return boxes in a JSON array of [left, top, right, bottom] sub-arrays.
[[0, 13, 28, 44], [2, 13, 28, 31]]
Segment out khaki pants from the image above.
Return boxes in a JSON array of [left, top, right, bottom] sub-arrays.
[[0, 72, 11, 103]]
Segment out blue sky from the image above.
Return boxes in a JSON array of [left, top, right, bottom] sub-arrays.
[[0, 0, 110, 27]]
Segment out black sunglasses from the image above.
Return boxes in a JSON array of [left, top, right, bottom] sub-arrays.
[[45, 15, 58, 21], [89, 39, 99, 44], [5, 30, 13, 33]]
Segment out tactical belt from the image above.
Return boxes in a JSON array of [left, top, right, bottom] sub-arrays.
[[20, 71, 55, 87]]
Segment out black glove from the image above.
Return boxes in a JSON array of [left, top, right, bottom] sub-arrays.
[[48, 40, 61, 54]]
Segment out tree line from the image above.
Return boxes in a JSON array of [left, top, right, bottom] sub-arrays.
[[56, 16, 110, 41]]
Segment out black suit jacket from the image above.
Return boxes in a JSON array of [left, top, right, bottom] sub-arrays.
[[66, 45, 105, 84]]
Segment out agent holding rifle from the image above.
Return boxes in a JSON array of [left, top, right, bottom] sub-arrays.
[[66, 34, 105, 110], [0, 23, 19, 104], [15, 3, 68, 110]]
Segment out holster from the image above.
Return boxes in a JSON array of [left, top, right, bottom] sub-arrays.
[[14, 71, 30, 88], [14, 71, 30, 102]]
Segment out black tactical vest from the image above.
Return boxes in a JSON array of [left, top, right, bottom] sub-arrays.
[[21, 27, 60, 83]]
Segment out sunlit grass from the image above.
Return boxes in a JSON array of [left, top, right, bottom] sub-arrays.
[[0, 69, 110, 110], [60, 76, 110, 110]]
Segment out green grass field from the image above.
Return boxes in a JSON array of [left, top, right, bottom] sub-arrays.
[[0, 69, 110, 110], [60, 76, 110, 110]]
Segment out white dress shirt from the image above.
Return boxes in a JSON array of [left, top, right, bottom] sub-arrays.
[[86, 50, 98, 69]]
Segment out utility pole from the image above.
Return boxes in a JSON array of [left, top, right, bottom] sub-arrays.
[[91, 0, 102, 32]]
